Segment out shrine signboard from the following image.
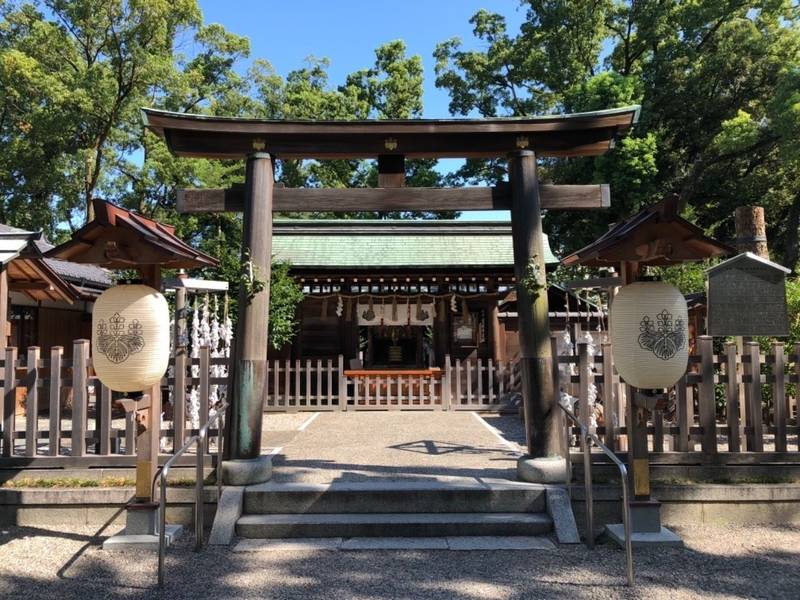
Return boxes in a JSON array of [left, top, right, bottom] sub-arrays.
[[707, 252, 790, 337]]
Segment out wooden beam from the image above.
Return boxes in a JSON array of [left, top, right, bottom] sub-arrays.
[[9, 281, 51, 291], [177, 183, 610, 213]]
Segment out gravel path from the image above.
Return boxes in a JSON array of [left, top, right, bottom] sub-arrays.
[[0, 522, 797, 599]]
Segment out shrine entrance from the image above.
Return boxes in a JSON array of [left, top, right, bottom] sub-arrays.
[[142, 105, 639, 481]]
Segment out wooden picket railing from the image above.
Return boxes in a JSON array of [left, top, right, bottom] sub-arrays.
[[263, 355, 522, 412], [0, 340, 223, 466], [559, 334, 800, 457], [264, 357, 345, 411], [7, 331, 799, 468]]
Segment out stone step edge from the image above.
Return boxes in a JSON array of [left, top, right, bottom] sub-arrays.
[[244, 480, 549, 494], [233, 536, 557, 552], [237, 512, 553, 525]]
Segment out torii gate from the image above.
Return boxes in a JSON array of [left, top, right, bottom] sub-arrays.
[[142, 106, 640, 484]]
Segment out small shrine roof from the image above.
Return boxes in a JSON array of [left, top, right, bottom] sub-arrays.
[[46, 199, 218, 270], [560, 197, 734, 267]]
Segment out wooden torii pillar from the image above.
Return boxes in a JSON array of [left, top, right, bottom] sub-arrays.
[[508, 150, 561, 462]]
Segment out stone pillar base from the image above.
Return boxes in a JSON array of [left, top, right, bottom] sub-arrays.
[[605, 499, 683, 548], [516, 455, 568, 484], [221, 455, 272, 486], [102, 502, 183, 551]]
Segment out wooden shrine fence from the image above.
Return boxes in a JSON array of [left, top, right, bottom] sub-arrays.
[[262, 357, 522, 411], [3, 334, 800, 470]]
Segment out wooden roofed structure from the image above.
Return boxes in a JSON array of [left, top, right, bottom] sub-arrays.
[[142, 104, 640, 475], [561, 195, 733, 527], [46, 198, 218, 269], [47, 197, 219, 504], [561, 196, 734, 267], [0, 231, 78, 304]]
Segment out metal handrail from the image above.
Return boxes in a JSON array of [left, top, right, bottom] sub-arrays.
[[560, 403, 634, 587], [154, 400, 227, 588]]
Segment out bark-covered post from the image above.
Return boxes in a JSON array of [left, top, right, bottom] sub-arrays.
[[735, 206, 769, 259], [224, 152, 274, 483], [508, 150, 562, 479]]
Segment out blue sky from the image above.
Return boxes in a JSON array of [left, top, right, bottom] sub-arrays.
[[196, 0, 529, 220]]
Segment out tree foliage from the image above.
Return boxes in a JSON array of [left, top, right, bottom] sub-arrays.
[[0, 2, 451, 348], [434, 1, 800, 267]]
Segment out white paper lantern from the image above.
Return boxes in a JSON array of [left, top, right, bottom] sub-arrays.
[[92, 284, 170, 392], [610, 281, 688, 389]]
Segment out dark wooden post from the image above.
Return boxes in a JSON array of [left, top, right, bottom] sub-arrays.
[[173, 272, 187, 450], [137, 265, 162, 501], [227, 152, 273, 460], [508, 150, 559, 457], [620, 261, 652, 499]]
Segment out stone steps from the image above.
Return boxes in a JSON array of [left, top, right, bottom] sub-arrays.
[[243, 480, 547, 514], [236, 512, 553, 539], [236, 479, 556, 539]]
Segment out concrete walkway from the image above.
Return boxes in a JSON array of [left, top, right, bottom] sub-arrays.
[[263, 412, 525, 484]]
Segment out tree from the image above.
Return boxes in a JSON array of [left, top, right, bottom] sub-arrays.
[[0, 0, 205, 234], [434, 1, 800, 265]]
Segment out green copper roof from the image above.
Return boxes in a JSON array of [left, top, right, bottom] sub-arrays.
[[271, 220, 557, 269]]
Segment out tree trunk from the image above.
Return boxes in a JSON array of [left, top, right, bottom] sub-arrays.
[[782, 195, 800, 271]]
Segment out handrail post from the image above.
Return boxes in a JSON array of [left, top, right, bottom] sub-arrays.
[[217, 407, 224, 506], [559, 403, 633, 586], [156, 400, 227, 589], [195, 433, 205, 551], [158, 465, 168, 588], [583, 427, 594, 548], [620, 463, 634, 586]]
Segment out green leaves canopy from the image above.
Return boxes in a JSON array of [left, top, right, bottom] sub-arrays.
[[434, 1, 800, 268]]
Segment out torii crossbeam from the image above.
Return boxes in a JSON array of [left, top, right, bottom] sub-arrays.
[[143, 105, 640, 484]]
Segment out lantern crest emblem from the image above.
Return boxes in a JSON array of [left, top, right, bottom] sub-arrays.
[[96, 312, 145, 364], [638, 309, 685, 361]]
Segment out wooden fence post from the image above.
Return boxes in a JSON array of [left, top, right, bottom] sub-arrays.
[[772, 342, 787, 452], [795, 343, 800, 450], [2, 346, 16, 457], [578, 341, 592, 432], [199, 346, 210, 453], [744, 341, 764, 452], [173, 282, 187, 450], [48, 346, 63, 456], [601, 342, 617, 451], [697, 336, 717, 455], [723, 342, 741, 452], [443, 354, 452, 411], [71, 340, 89, 457], [24, 347, 39, 457], [173, 346, 187, 451], [338, 355, 347, 411], [99, 384, 112, 455], [675, 375, 690, 452]]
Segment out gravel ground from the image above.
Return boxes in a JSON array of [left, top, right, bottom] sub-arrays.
[[0, 522, 797, 599]]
